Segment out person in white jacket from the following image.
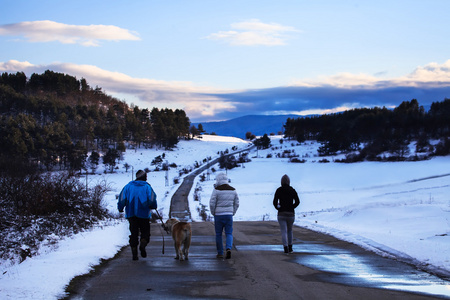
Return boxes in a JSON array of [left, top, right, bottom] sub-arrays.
[[210, 173, 239, 259]]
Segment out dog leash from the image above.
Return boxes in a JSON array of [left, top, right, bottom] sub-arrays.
[[154, 210, 168, 254], [157, 223, 165, 255]]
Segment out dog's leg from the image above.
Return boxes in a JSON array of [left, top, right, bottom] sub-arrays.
[[173, 241, 180, 260], [174, 234, 184, 261], [181, 242, 187, 261], [183, 245, 188, 260], [177, 240, 184, 261], [183, 233, 191, 260]]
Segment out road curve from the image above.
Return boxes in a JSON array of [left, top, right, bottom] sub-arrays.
[[169, 144, 255, 221]]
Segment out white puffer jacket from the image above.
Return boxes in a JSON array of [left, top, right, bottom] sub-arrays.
[[210, 173, 239, 216]]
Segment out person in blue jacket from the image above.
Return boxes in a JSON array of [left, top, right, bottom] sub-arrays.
[[118, 169, 157, 260]]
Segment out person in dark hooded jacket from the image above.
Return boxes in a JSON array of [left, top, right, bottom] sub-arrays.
[[118, 170, 157, 260], [273, 174, 300, 253]]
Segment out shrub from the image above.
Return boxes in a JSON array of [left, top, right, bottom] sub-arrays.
[[0, 158, 113, 264], [289, 158, 306, 163], [219, 154, 238, 170], [335, 153, 364, 163], [318, 158, 330, 163]]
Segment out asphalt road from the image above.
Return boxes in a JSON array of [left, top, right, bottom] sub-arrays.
[[169, 144, 255, 221], [64, 144, 449, 299], [65, 221, 449, 300]]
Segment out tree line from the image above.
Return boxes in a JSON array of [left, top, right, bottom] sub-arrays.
[[283, 99, 450, 161], [0, 70, 191, 172]]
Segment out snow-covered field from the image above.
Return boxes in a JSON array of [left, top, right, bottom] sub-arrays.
[[1, 135, 449, 299]]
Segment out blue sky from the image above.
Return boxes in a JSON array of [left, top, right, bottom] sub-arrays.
[[1, 0, 450, 122]]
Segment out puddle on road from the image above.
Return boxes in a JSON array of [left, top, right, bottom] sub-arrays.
[[236, 244, 450, 298]]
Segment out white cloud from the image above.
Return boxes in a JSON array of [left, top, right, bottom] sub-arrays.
[[0, 60, 35, 71], [231, 19, 297, 33], [205, 19, 299, 46], [291, 60, 450, 89], [275, 106, 358, 116], [0, 20, 140, 47], [401, 60, 450, 86]]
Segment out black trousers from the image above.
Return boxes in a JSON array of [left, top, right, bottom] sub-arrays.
[[128, 217, 150, 248]]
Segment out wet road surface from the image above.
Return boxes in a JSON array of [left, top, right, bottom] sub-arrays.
[[65, 221, 449, 299]]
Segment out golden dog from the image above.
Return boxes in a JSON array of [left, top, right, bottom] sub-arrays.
[[164, 218, 192, 261]]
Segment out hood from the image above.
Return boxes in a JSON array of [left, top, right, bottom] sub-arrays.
[[281, 174, 290, 186], [215, 173, 228, 186]]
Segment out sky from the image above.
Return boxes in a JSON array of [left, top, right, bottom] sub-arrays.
[[1, 135, 449, 299], [1, 0, 450, 122]]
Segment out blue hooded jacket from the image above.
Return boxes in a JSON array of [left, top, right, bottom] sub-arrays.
[[118, 180, 157, 219]]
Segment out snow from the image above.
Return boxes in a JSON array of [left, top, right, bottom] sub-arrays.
[[1, 135, 449, 299]]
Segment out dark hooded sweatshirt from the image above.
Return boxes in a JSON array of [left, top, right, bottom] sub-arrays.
[[273, 182, 300, 217]]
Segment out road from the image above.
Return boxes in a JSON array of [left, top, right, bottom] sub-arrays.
[[169, 144, 255, 221], [64, 144, 449, 299], [65, 221, 448, 299]]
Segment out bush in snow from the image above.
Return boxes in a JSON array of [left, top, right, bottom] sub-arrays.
[[0, 158, 113, 264]]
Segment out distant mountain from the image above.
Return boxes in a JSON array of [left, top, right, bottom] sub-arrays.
[[193, 115, 301, 139]]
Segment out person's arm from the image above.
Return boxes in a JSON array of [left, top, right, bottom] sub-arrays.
[[210, 189, 217, 215], [293, 189, 300, 208], [118, 186, 127, 212], [233, 192, 239, 215], [273, 189, 280, 210], [147, 184, 157, 209]]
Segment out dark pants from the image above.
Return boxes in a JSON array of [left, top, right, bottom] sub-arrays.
[[128, 217, 150, 248]]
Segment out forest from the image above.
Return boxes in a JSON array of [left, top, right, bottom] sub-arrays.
[[0, 70, 191, 173], [283, 98, 450, 161]]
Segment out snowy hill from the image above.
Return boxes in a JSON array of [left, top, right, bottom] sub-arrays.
[[1, 135, 449, 299]]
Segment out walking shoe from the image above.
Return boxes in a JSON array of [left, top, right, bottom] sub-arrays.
[[139, 244, 147, 258], [131, 247, 139, 260], [140, 239, 148, 258], [216, 254, 224, 259], [226, 249, 231, 259], [283, 246, 289, 254], [288, 245, 293, 253]]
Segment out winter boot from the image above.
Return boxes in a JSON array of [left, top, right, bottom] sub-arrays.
[[288, 245, 293, 253], [283, 246, 289, 254], [139, 239, 148, 258], [131, 247, 139, 260]]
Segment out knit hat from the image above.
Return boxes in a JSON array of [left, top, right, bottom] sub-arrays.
[[136, 169, 146, 180], [281, 174, 290, 186]]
